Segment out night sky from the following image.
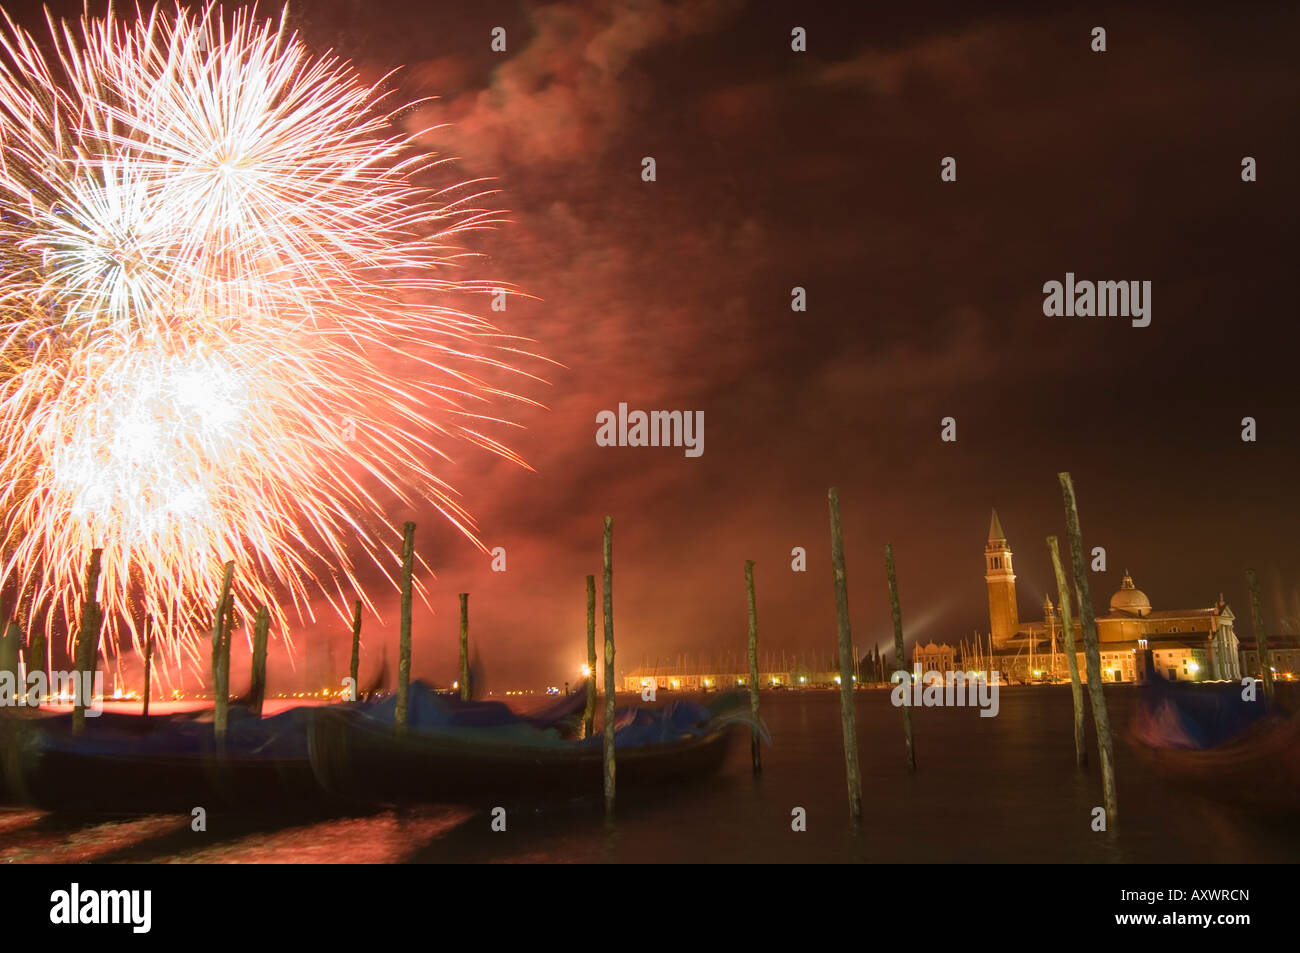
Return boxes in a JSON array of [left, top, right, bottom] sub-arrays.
[[14, 1, 1300, 691]]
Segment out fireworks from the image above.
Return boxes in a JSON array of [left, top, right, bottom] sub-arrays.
[[0, 4, 538, 682]]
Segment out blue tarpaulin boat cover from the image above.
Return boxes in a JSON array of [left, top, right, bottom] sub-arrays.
[[1134, 671, 1271, 750]]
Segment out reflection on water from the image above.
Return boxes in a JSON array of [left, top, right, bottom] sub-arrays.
[[3, 687, 1298, 862]]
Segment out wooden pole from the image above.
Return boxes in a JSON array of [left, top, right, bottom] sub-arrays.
[[396, 521, 415, 733], [250, 604, 270, 716], [1245, 569, 1275, 700], [602, 516, 616, 814], [73, 548, 104, 735], [584, 574, 596, 739], [459, 592, 470, 701], [141, 624, 154, 717], [827, 488, 862, 823], [1059, 472, 1118, 822], [210, 561, 235, 748], [348, 598, 362, 699], [744, 559, 761, 773], [221, 591, 234, 717], [26, 624, 45, 710], [884, 543, 917, 772], [1048, 535, 1087, 767], [0, 620, 18, 686]]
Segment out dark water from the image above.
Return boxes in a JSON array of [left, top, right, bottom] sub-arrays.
[[3, 687, 1298, 863]]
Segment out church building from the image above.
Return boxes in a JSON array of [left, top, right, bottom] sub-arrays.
[[982, 509, 1241, 684]]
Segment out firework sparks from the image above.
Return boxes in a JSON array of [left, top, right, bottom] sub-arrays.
[[0, 3, 540, 684]]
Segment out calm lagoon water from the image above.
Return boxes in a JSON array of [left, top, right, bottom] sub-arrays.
[[3, 686, 1297, 863]]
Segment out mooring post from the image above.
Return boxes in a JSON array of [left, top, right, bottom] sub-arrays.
[[211, 561, 235, 748], [828, 488, 862, 824], [27, 622, 46, 711], [1059, 473, 1118, 823], [141, 623, 154, 717], [584, 575, 597, 739], [459, 592, 470, 701], [73, 548, 104, 735], [884, 543, 916, 772], [1048, 536, 1087, 767], [1245, 569, 1275, 700], [348, 598, 362, 700], [251, 604, 270, 716], [0, 620, 18, 690], [602, 516, 616, 815], [744, 560, 761, 773], [396, 521, 415, 733]]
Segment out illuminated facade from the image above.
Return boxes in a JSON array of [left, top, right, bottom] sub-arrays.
[[622, 665, 845, 692], [1238, 637, 1300, 682], [984, 512, 1240, 683], [912, 641, 956, 672], [985, 510, 1019, 649]]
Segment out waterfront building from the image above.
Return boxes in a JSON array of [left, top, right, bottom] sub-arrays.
[[912, 641, 956, 673], [622, 662, 848, 692], [1238, 635, 1300, 682], [982, 510, 1240, 683]]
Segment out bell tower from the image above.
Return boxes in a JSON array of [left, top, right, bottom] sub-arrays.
[[985, 509, 1019, 648]]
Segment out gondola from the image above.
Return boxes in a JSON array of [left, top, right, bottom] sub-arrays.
[[307, 688, 748, 806], [1128, 673, 1300, 815], [2, 706, 337, 815], [1, 683, 592, 815]]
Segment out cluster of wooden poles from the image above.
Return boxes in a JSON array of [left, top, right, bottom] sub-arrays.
[[566, 518, 616, 813], [6, 475, 1279, 825], [31, 521, 482, 747], [391, 522, 474, 735], [734, 472, 1282, 829], [756, 473, 1128, 825]]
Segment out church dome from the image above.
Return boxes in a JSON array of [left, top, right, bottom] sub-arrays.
[[1109, 572, 1151, 616]]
